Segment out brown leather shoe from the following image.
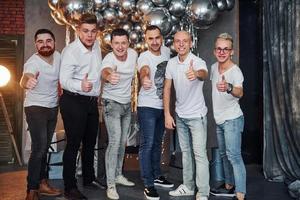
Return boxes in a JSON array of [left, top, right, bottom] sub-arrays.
[[25, 190, 39, 200], [39, 179, 61, 196]]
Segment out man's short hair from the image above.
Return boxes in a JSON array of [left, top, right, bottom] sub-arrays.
[[215, 32, 233, 47], [79, 13, 97, 26], [34, 29, 55, 41], [111, 28, 129, 41], [145, 25, 162, 35]]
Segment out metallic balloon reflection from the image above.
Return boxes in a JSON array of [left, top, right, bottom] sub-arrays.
[[136, 0, 154, 16], [151, 0, 171, 7], [186, 0, 218, 29], [169, 0, 187, 17], [119, 0, 136, 14], [48, 0, 59, 11], [143, 7, 171, 36], [94, 0, 108, 11], [226, 0, 235, 10], [212, 0, 227, 11]]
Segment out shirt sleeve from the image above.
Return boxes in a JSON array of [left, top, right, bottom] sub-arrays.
[[193, 57, 208, 72], [165, 60, 173, 80], [101, 53, 115, 71], [232, 66, 244, 87], [137, 53, 149, 72], [23, 58, 38, 75], [59, 49, 82, 92]]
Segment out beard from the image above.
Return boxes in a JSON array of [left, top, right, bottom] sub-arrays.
[[38, 46, 55, 57]]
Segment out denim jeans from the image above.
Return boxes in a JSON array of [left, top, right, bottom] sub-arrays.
[[138, 107, 164, 187], [216, 115, 246, 194], [210, 147, 226, 184], [103, 99, 131, 186], [25, 106, 58, 190], [176, 114, 210, 196]]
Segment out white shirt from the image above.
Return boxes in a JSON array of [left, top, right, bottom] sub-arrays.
[[210, 62, 244, 124], [23, 51, 60, 108], [102, 48, 138, 104], [137, 46, 170, 109], [165, 52, 208, 118], [60, 38, 102, 96]]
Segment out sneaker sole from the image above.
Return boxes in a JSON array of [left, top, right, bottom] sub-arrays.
[[210, 191, 236, 197], [116, 182, 135, 187], [169, 192, 194, 196], [144, 191, 160, 200], [154, 183, 174, 188]]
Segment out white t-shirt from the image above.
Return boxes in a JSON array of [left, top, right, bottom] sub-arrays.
[[165, 52, 208, 118], [137, 46, 170, 109], [210, 62, 244, 124], [102, 48, 138, 104], [23, 51, 60, 108]]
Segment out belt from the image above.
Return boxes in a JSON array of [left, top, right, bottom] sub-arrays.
[[63, 90, 98, 102]]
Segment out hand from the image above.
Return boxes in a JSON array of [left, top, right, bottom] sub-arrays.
[[142, 76, 152, 90], [165, 114, 176, 130], [108, 68, 120, 85], [26, 71, 39, 89], [186, 59, 197, 81], [81, 73, 93, 92], [216, 75, 228, 92]]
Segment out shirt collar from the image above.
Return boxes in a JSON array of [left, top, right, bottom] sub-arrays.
[[76, 38, 98, 54], [176, 51, 192, 64]]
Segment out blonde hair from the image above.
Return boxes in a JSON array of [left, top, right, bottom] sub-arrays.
[[215, 33, 233, 48]]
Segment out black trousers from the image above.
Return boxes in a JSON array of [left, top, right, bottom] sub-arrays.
[[60, 92, 99, 191], [25, 106, 58, 190]]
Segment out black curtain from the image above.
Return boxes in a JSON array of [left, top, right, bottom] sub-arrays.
[[263, 0, 300, 181]]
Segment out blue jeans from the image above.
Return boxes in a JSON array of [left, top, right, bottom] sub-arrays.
[[138, 107, 164, 187], [176, 114, 210, 196], [103, 99, 131, 186], [25, 106, 58, 190], [216, 115, 246, 194]]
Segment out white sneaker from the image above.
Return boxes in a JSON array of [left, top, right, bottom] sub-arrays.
[[196, 192, 208, 200], [107, 185, 119, 200], [115, 175, 135, 186], [169, 184, 194, 196]]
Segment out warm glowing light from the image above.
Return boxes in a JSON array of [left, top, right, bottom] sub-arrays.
[[0, 65, 11, 87]]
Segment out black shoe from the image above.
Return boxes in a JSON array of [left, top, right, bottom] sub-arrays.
[[64, 188, 87, 200], [83, 179, 107, 190], [144, 187, 160, 200], [154, 176, 174, 188], [210, 184, 235, 197]]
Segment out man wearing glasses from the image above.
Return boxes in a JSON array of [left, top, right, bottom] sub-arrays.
[[210, 33, 246, 200]]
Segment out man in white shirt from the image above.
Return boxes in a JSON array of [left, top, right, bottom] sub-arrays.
[[164, 31, 210, 200], [137, 25, 174, 200], [101, 28, 137, 200], [20, 29, 61, 200], [210, 33, 246, 200], [59, 13, 103, 200]]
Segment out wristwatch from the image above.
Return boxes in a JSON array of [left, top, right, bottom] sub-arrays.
[[226, 83, 233, 94]]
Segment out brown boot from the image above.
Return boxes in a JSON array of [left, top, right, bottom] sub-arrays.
[[25, 190, 39, 200], [39, 179, 61, 196]]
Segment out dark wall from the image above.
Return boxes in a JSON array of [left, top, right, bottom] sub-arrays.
[[239, 0, 263, 164]]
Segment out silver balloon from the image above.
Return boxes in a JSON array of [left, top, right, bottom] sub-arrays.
[[94, 0, 108, 11], [186, 0, 218, 29], [129, 30, 141, 43], [143, 7, 172, 36], [131, 11, 142, 23], [164, 37, 173, 47], [165, 23, 181, 38], [117, 9, 128, 21], [119, 0, 136, 14], [119, 21, 133, 32], [108, 0, 119, 8], [133, 23, 143, 32], [103, 8, 118, 25], [226, 0, 235, 10], [151, 0, 171, 7], [58, 0, 94, 25], [212, 0, 227, 11], [169, 0, 188, 17], [95, 10, 105, 29], [48, 0, 59, 10], [136, 0, 154, 16]]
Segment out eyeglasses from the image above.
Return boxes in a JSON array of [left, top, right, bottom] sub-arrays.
[[214, 47, 232, 54]]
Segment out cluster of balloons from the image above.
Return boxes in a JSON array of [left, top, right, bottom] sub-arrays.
[[48, 0, 235, 53]]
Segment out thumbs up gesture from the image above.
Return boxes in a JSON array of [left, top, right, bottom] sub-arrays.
[[216, 75, 228, 92], [108, 67, 120, 85], [26, 71, 39, 89], [142, 76, 152, 90], [81, 73, 93, 92], [186, 59, 197, 81]]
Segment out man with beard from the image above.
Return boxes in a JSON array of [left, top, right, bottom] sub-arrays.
[[59, 13, 103, 200], [137, 25, 173, 200], [20, 29, 61, 200]]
